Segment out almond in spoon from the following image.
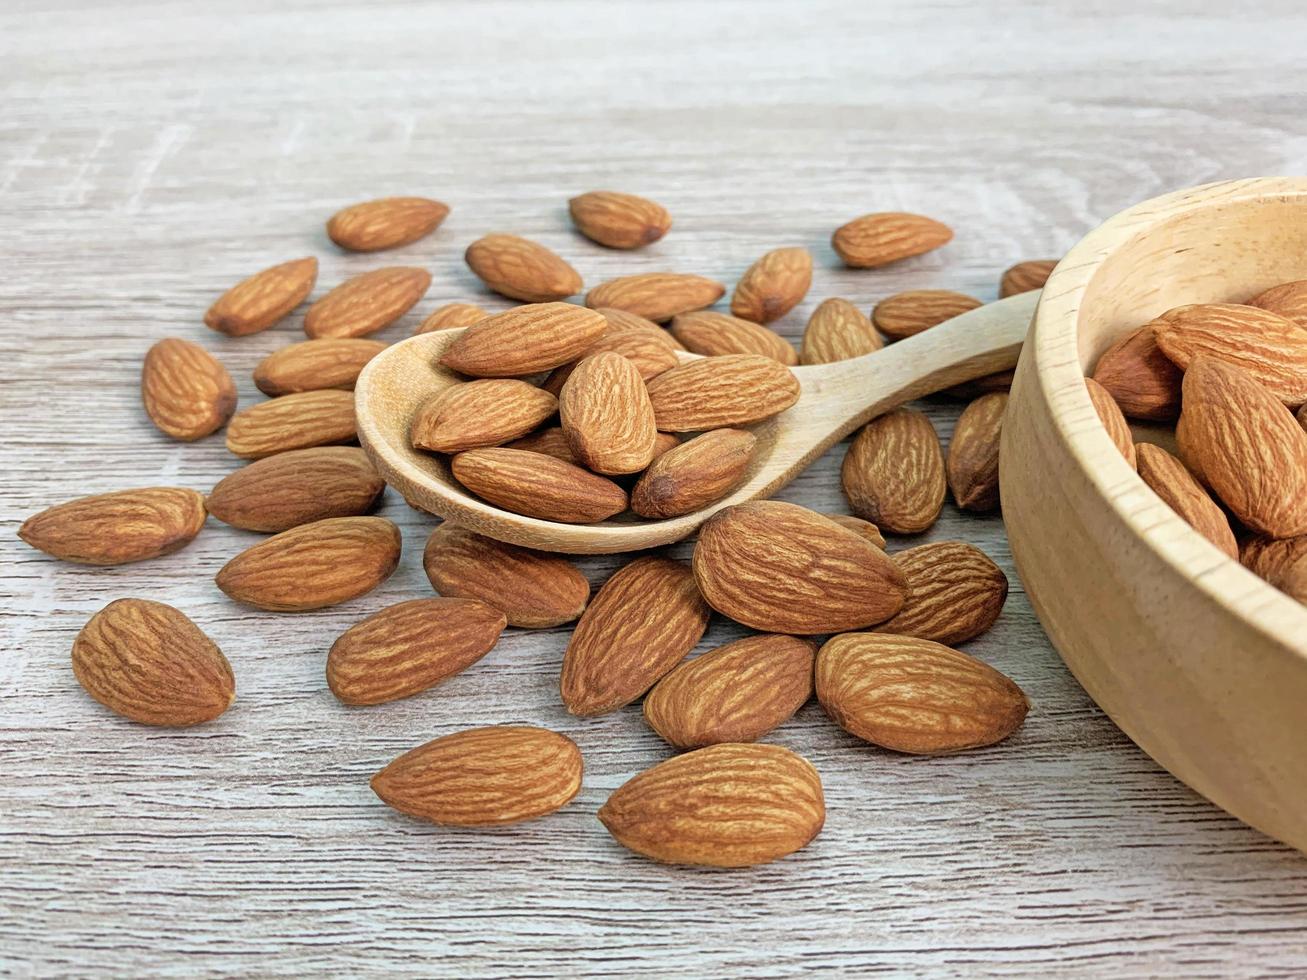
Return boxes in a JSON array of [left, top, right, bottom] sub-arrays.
[[411, 380, 557, 454], [440, 303, 606, 377], [585, 272, 724, 323], [630, 428, 756, 518], [1135, 443, 1237, 559], [450, 448, 628, 523], [559, 352, 657, 475], [645, 354, 800, 431]]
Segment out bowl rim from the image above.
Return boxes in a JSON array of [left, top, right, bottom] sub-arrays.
[[1030, 176, 1307, 655]]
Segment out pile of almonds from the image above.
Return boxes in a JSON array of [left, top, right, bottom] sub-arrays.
[[1088, 293, 1307, 601], [18, 192, 1055, 868]]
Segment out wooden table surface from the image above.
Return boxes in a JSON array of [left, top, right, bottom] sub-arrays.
[[4, 1, 1307, 976]]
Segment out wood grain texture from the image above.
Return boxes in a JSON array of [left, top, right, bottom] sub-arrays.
[[3, 0, 1307, 975]]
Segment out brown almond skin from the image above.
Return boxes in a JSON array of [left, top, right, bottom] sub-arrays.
[[423, 524, 590, 628], [326, 197, 449, 252], [560, 557, 711, 716], [597, 307, 686, 349], [1176, 356, 1307, 538], [1241, 535, 1307, 603], [569, 191, 672, 249], [645, 354, 800, 431], [225, 389, 356, 459], [440, 303, 607, 377], [206, 447, 384, 533], [1136, 443, 1238, 559], [1249, 279, 1307, 328], [372, 726, 583, 827], [831, 212, 952, 268], [303, 267, 431, 339], [731, 247, 813, 323], [824, 513, 886, 548], [873, 541, 1009, 645], [670, 311, 798, 365], [630, 428, 756, 518], [216, 516, 401, 612], [643, 634, 816, 750], [503, 426, 578, 464], [72, 599, 235, 727], [800, 297, 883, 365], [20, 487, 206, 565], [693, 501, 907, 633], [598, 743, 824, 868], [841, 408, 945, 534], [1091, 326, 1183, 421], [817, 633, 1028, 754], [1149, 303, 1307, 406], [415, 302, 489, 333], [541, 325, 681, 396], [585, 273, 725, 323], [253, 338, 387, 396], [999, 259, 1057, 298], [1085, 377, 1137, 469], [1300, 403, 1307, 433], [411, 380, 557, 454], [947, 392, 1006, 512], [205, 256, 318, 336], [560, 352, 657, 475], [326, 597, 506, 706], [451, 448, 628, 523], [872, 290, 981, 340], [465, 234, 582, 302], [142, 338, 237, 441]]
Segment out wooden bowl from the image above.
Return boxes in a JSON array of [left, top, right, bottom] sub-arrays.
[[1002, 177, 1307, 851]]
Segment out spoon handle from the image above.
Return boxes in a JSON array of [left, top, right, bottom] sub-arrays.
[[793, 289, 1040, 441]]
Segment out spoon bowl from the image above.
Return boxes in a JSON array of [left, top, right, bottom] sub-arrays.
[[355, 291, 1039, 553]]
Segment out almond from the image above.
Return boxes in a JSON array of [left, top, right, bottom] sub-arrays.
[[999, 259, 1057, 298], [411, 380, 557, 454], [252, 337, 386, 396], [816, 633, 1028, 754], [72, 599, 234, 726], [1241, 535, 1307, 603], [225, 389, 356, 459], [372, 726, 582, 827], [1136, 443, 1238, 559], [1175, 356, 1307, 538], [841, 408, 945, 534], [693, 501, 907, 633], [450, 448, 628, 523], [326, 597, 506, 706], [541, 327, 681, 396], [800, 297, 883, 365], [946, 392, 1006, 512], [559, 352, 657, 474], [873, 541, 1008, 645], [872, 289, 982, 340], [415, 302, 489, 333], [824, 513, 885, 548], [670, 310, 798, 365], [1249, 279, 1307, 328], [440, 302, 606, 377], [598, 743, 824, 868], [326, 197, 449, 252], [645, 354, 800, 431], [465, 234, 582, 302], [1300, 404, 1307, 433], [730, 247, 813, 323], [20, 487, 206, 565], [503, 426, 578, 463], [560, 557, 710, 716], [585, 273, 725, 323], [831, 212, 952, 268], [141, 338, 237, 441], [206, 446, 384, 532], [1149, 303, 1307, 406], [1084, 377, 1137, 468], [1091, 325, 1183, 421], [204, 256, 318, 336], [568, 191, 671, 249], [216, 516, 401, 611], [303, 267, 431, 339], [596, 307, 685, 350], [423, 524, 590, 628], [643, 634, 816, 750], [651, 431, 681, 460], [630, 428, 756, 518]]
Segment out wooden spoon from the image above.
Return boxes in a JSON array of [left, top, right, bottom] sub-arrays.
[[355, 290, 1039, 553]]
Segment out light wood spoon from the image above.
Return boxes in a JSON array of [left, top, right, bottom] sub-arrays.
[[355, 290, 1039, 553]]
